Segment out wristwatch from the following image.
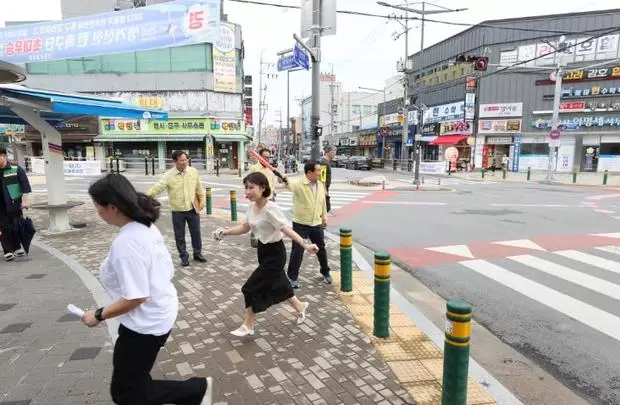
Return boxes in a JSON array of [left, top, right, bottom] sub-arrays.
[[94, 307, 105, 322]]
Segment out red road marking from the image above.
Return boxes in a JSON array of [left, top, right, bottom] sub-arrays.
[[389, 233, 620, 269], [329, 191, 399, 226]]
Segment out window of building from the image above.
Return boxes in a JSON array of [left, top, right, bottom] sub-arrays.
[[170, 44, 211, 72], [136, 48, 171, 72], [101, 53, 136, 73], [362, 105, 373, 115], [520, 143, 549, 155], [352, 105, 361, 115]]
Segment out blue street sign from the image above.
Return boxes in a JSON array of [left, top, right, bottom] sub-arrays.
[[277, 55, 299, 71], [397, 107, 404, 115], [293, 43, 310, 70]]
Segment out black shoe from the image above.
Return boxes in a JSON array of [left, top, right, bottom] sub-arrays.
[[193, 254, 207, 263], [181, 258, 190, 267], [250, 238, 258, 248]]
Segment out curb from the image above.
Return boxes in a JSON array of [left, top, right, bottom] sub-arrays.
[[31, 239, 119, 344], [323, 230, 524, 405]]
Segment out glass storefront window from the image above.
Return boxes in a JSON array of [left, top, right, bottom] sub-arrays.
[[520, 143, 549, 155]]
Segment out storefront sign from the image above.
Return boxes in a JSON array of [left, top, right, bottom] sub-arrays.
[[421, 122, 439, 135], [100, 118, 209, 134], [0, 124, 25, 134], [439, 121, 472, 135], [209, 119, 245, 133], [444, 146, 459, 162], [532, 115, 620, 129], [0, 0, 221, 64], [536, 64, 620, 84], [479, 102, 523, 118], [213, 22, 237, 93], [560, 101, 586, 111], [478, 119, 522, 134], [486, 136, 513, 145], [552, 85, 620, 99], [424, 101, 464, 124], [465, 93, 476, 120], [512, 135, 521, 172], [30, 158, 101, 176]]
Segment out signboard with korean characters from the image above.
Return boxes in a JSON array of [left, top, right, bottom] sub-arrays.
[[479, 102, 523, 118], [209, 119, 245, 134], [537, 64, 620, 84], [478, 119, 522, 134], [532, 116, 620, 129], [424, 101, 465, 124], [439, 121, 472, 135]]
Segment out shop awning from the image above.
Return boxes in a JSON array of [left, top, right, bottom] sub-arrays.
[[94, 134, 205, 142], [430, 135, 468, 145], [0, 84, 168, 123], [419, 135, 438, 142], [212, 134, 248, 142]]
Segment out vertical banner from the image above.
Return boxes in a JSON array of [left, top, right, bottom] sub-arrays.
[[512, 134, 521, 172], [213, 23, 237, 93]]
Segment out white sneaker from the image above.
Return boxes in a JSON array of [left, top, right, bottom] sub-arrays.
[[4, 252, 14, 262], [297, 302, 309, 325], [202, 376, 213, 405], [230, 324, 255, 337], [15, 248, 25, 257]]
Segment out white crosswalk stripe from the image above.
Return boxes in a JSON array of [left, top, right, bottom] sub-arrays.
[[456, 247, 620, 343], [215, 190, 371, 213], [398, 177, 497, 185]]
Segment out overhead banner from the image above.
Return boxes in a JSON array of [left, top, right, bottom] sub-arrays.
[[0, 0, 220, 63], [213, 22, 236, 93]]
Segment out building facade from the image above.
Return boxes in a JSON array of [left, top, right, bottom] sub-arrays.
[[408, 8, 620, 172], [16, 0, 247, 172]]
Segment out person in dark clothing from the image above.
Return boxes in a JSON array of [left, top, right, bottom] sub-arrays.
[[0, 147, 32, 262], [319, 146, 336, 213]]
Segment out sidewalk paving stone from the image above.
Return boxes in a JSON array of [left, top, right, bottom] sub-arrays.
[[25, 199, 415, 405]]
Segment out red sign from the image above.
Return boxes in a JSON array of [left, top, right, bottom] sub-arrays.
[[244, 107, 253, 125], [560, 101, 586, 111]]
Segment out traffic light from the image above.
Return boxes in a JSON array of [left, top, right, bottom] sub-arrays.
[[456, 54, 476, 63], [313, 124, 323, 139], [474, 56, 489, 71]]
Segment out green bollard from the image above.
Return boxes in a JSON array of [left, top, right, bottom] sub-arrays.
[[604, 170, 609, 185], [481, 168, 485, 179], [442, 299, 473, 405], [206, 187, 213, 215], [340, 228, 353, 292], [572, 169, 577, 184], [502, 168, 507, 180], [230, 190, 237, 222], [527, 166, 531, 181], [373, 252, 391, 338]]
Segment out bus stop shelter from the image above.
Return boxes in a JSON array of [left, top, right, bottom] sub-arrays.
[[0, 60, 168, 232]]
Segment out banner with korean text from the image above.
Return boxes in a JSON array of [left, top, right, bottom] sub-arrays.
[[0, 0, 220, 63], [212, 22, 237, 92]]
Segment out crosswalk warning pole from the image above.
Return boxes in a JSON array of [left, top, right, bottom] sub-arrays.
[[442, 299, 472, 405], [230, 190, 237, 222], [206, 188, 213, 215], [373, 252, 391, 338], [340, 228, 353, 292]]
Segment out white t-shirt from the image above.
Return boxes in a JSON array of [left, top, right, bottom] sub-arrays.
[[246, 201, 290, 244], [99, 221, 178, 336]]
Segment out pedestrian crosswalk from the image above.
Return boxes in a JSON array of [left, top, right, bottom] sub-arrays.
[[214, 190, 371, 213], [456, 246, 620, 342], [398, 176, 497, 186]]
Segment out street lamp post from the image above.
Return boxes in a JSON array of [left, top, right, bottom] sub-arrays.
[[359, 86, 386, 158], [377, 1, 467, 183]]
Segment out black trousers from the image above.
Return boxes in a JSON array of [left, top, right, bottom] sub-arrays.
[[0, 210, 22, 254], [111, 324, 206, 405], [171, 210, 202, 260], [325, 187, 331, 213], [286, 222, 330, 281]]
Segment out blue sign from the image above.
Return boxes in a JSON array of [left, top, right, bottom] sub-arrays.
[[293, 43, 310, 70], [277, 55, 300, 72], [0, 0, 220, 63], [512, 135, 520, 172]]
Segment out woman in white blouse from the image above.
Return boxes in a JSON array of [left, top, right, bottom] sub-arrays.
[[218, 172, 318, 337], [82, 174, 212, 405]]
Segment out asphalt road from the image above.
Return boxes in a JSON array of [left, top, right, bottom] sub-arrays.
[[327, 172, 620, 405]]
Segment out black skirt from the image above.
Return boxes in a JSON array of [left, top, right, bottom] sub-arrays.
[[241, 239, 295, 313]]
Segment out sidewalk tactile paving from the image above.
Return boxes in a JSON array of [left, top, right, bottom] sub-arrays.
[[388, 360, 436, 383]]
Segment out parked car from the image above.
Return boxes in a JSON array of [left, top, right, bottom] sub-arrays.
[[333, 155, 349, 168], [346, 156, 372, 170]]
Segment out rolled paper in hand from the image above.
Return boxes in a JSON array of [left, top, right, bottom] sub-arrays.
[[67, 304, 85, 317]]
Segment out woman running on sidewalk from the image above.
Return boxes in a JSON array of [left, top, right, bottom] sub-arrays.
[[82, 174, 212, 405], [216, 172, 315, 337]]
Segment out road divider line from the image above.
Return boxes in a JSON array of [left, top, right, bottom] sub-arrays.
[[361, 201, 448, 206], [461, 259, 620, 342], [509, 254, 620, 300], [490, 203, 577, 208]]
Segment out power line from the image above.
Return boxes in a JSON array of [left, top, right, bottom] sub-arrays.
[[226, 0, 619, 36]]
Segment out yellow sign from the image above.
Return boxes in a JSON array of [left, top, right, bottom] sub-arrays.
[[320, 164, 328, 183], [213, 23, 237, 93], [135, 96, 164, 109]]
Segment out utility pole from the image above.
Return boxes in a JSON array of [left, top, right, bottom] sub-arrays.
[[286, 70, 290, 156], [310, 0, 322, 161], [330, 65, 335, 146], [257, 51, 264, 145], [402, 4, 409, 163], [546, 37, 566, 183], [378, 0, 467, 181]]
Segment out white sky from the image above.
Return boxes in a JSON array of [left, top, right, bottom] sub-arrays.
[[2, 0, 619, 126]]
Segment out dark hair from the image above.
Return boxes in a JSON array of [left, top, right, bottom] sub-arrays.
[[304, 161, 320, 174], [258, 148, 271, 157], [88, 174, 161, 227], [324, 145, 336, 154], [243, 172, 271, 198], [171, 150, 188, 161], [0, 147, 6, 156]]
